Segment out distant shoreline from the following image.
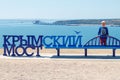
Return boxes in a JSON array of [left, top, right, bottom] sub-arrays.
[[65, 24, 120, 27], [33, 19, 120, 27]]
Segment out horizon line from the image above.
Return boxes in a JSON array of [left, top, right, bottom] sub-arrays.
[[0, 18, 120, 20]]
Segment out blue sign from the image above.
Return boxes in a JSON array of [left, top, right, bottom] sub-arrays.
[[3, 35, 82, 57]]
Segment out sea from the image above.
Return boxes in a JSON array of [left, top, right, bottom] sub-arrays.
[[0, 19, 120, 47]]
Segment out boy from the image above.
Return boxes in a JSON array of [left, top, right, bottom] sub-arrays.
[[98, 21, 109, 45]]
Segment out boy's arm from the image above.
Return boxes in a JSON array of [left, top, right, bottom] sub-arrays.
[[106, 28, 109, 36], [98, 27, 101, 36]]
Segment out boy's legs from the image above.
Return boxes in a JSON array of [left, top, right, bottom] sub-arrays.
[[100, 38, 107, 45]]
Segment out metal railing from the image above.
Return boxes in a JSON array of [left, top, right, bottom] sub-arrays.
[[84, 36, 120, 47]]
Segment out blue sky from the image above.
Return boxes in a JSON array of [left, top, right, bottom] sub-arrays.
[[0, 0, 120, 19]]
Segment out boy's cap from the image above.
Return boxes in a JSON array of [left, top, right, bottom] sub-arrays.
[[101, 21, 106, 24]]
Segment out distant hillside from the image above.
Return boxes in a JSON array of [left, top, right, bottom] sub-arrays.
[[52, 19, 120, 26], [33, 20, 51, 25]]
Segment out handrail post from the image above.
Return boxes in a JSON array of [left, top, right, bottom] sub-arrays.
[[56, 48, 60, 56], [85, 49, 87, 57], [113, 49, 116, 57]]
